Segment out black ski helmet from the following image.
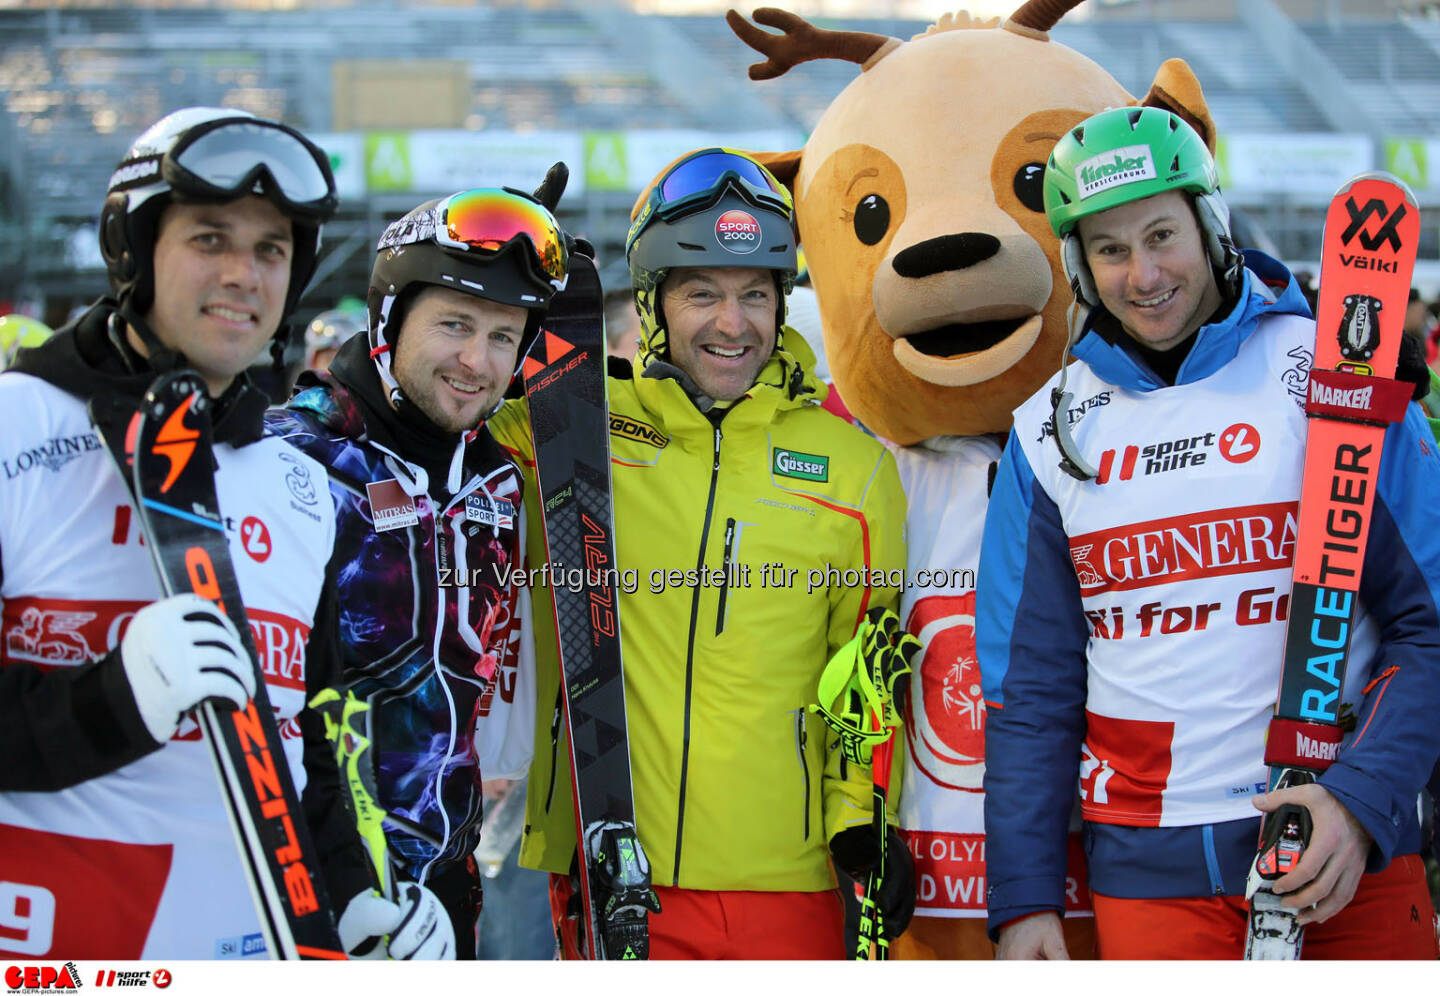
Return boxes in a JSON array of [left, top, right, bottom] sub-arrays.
[[366, 187, 568, 405], [98, 106, 338, 364]]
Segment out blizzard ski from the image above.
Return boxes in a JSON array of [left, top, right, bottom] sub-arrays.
[[1244, 173, 1419, 959], [521, 252, 658, 960], [89, 371, 344, 961]]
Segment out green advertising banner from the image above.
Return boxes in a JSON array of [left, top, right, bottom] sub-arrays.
[[1384, 138, 1428, 190], [585, 131, 629, 192], [365, 132, 413, 192]]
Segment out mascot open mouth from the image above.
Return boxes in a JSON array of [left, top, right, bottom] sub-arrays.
[[901, 314, 1033, 358], [891, 312, 1044, 387]]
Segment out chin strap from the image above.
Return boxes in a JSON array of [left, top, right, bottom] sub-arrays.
[[1051, 298, 1098, 482]]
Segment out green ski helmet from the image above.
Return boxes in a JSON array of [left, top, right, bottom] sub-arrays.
[[1042, 106, 1241, 307]]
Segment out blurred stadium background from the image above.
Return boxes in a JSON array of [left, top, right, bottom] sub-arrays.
[[2, 0, 1439, 340]]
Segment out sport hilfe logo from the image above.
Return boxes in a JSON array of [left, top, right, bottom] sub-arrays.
[[714, 209, 761, 254], [1093, 423, 1260, 484]]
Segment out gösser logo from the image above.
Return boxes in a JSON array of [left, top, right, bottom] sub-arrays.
[[714, 209, 761, 254], [1218, 423, 1260, 463]]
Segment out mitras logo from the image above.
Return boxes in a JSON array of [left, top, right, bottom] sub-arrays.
[[1076, 144, 1156, 199], [772, 448, 829, 482]]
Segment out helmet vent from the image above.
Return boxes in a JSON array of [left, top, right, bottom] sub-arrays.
[[1170, 154, 1181, 175], [677, 241, 706, 251], [1126, 107, 1144, 129], [769, 244, 791, 253], [1071, 125, 1085, 145]]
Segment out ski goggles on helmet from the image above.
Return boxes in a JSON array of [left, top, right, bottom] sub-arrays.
[[628, 149, 793, 252], [379, 188, 568, 288], [111, 116, 337, 220]]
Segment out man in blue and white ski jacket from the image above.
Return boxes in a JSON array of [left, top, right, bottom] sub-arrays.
[[979, 106, 1440, 959]]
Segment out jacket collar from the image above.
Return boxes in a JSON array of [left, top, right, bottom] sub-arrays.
[[292, 332, 510, 500], [10, 299, 269, 446], [628, 324, 826, 432]]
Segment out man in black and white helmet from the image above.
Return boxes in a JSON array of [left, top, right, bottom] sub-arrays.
[[267, 177, 572, 956], [0, 107, 445, 960]]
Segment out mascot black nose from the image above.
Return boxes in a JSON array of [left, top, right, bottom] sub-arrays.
[[892, 233, 1001, 278]]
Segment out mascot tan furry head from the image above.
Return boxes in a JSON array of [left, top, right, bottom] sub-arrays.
[[727, 0, 1216, 445]]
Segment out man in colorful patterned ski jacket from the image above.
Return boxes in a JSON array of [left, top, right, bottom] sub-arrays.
[[267, 184, 571, 956]]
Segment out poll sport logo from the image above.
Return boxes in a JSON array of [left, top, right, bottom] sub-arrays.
[[714, 209, 761, 254]]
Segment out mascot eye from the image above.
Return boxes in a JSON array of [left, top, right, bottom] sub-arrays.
[[853, 194, 890, 246], [1013, 162, 1047, 213]]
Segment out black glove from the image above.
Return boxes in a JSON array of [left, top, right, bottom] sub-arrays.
[[1397, 331, 1431, 403], [830, 824, 916, 940], [858, 606, 920, 721]]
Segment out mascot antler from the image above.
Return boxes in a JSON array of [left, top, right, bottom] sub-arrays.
[[1005, 0, 1086, 33], [725, 7, 895, 80]]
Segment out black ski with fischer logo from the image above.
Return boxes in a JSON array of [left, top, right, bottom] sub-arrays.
[[521, 253, 658, 960], [1244, 173, 1419, 959], [89, 371, 344, 961]]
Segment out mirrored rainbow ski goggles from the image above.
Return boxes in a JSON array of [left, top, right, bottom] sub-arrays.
[[379, 188, 568, 287]]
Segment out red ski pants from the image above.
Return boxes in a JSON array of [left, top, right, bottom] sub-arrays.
[[550, 874, 845, 959], [1091, 853, 1438, 959]]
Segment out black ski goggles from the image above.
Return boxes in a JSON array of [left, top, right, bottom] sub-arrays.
[[111, 117, 337, 220], [378, 188, 569, 287], [627, 148, 793, 252]]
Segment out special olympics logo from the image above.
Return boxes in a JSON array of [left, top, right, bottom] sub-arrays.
[[714, 209, 761, 254], [904, 593, 987, 792]]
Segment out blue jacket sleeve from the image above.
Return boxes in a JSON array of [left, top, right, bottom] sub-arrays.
[[1319, 404, 1440, 866], [978, 431, 1090, 938]]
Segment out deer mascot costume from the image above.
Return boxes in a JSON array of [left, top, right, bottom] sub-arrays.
[[727, 0, 1218, 958]]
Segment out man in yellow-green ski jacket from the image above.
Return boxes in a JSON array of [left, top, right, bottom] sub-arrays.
[[489, 149, 910, 959]]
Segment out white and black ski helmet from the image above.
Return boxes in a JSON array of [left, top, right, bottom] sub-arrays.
[[99, 106, 338, 340], [366, 187, 569, 404]]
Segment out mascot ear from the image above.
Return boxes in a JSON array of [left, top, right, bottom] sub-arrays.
[[1138, 58, 1217, 154], [749, 150, 803, 198]]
